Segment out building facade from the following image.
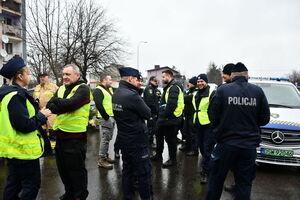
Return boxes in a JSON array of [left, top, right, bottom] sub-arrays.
[[147, 65, 186, 88], [0, 0, 26, 85]]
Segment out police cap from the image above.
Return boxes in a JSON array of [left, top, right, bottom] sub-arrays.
[[119, 67, 140, 78], [0, 57, 26, 79]]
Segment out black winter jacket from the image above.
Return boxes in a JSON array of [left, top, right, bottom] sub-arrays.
[[184, 87, 197, 117], [157, 79, 183, 127], [112, 80, 151, 149], [208, 76, 270, 149], [143, 83, 161, 116]]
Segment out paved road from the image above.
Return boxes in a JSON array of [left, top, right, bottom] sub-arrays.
[[1, 128, 300, 200]]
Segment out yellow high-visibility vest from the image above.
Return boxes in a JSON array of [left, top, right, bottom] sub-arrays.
[[165, 85, 184, 117], [192, 87, 214, 125], [96, 86, 113, 118], [0, 91, 44, 159], [53, 84, 91, 133]]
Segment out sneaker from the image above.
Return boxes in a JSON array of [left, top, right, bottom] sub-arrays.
[[97, 159, 113, 169], [162, 159, 177, 168], [105, 157, 115, 164]]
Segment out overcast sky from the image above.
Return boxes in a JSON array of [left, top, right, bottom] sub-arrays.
[[100, 0, 300, 78]]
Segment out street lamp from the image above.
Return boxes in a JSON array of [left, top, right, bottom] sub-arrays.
[[137, 41, 147, 70]]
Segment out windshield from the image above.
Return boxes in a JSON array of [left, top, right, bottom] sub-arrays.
[[252, 82, 300, 108]]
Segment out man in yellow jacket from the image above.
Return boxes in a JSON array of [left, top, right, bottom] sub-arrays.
[[34, 73, 58, 141], [46, 64, 91, 200]]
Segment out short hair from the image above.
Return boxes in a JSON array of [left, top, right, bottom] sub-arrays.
[[63, 64, 81, 74], [162, 70, 173, 77], [231, 71, 249, 78], [100, 74, 110, 82]]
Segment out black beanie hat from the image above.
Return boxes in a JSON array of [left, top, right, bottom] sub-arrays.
[[232, 62, 248, 72], [197, 73, 208, 83], [222, 63, 235, 75], [189, 76, 197, 86]]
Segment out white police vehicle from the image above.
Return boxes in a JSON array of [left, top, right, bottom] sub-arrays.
[[250, 78, 300, 166]]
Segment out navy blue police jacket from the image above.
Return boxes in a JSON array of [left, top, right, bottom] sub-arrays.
[[208, 76, 270, 149], [112, 80, 151, 149]]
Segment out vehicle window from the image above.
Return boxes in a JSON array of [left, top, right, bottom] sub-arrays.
[[253, 83, 300, 108]]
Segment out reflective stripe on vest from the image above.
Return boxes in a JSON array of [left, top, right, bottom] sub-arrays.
[[53, 84, 91, 133], [165, 85, 184, 117], [0, 91, 44, 159], [192, 87, 214, 125], [96, 86, 113, 117]]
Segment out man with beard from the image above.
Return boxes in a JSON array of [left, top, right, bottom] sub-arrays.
[[151, 70, 184, 168]]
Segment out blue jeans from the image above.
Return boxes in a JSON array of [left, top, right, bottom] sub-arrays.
[[206, 143, 257, 200], [3, 159, 41, 200]]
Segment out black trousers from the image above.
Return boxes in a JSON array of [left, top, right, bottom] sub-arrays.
[[3, 159, 41, 200], [121, 147, 153, 200], [147, 115, 158, 144], [206, 143, 257, 200], [195, 125, 216, 172], [156, 125, 178, 161], [183, 115, 197, 152], [55, 137, 88, 200]]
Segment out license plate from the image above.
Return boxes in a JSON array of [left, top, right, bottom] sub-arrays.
[[260, 148, 294, 157]]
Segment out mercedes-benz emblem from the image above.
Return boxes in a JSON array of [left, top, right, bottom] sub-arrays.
[[271, 131, 285, 144]]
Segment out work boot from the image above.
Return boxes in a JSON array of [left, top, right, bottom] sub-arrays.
[[162, 159, 177, 168], [224, 184, 236, 192], [150, 154, 162, 162], [200, 171, 208, 184], [105, 157, 115, 164], [97, 159, 113, 169]]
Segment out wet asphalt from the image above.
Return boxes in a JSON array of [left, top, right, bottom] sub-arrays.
[[1, 128, 300, 200]]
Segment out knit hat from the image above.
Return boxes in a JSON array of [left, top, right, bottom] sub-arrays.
[[222, 63, 235, 75], [197, 73, 208, 83], [232, 62, 248, 72], [189, 76, 197, 86], [0, 57, 26, 79]]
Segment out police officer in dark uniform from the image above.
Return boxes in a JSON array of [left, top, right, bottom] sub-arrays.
[[180, 76, 198, 156], [143, 76, 161, 147], [0, 57, 52, 199], [112, 67, 153, 200], [206, 63, 270, 200]]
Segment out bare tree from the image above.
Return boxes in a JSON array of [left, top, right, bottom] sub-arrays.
[[207, 62, 222, 85], [27, 0, 62, 85], [288, 70, 300, 85], [62, 0, 125, 81], [27, 0, 125, 83]]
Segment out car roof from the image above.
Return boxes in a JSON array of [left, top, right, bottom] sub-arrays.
[[249, 80, 294, 86]]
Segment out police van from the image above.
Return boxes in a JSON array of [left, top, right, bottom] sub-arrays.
[[250, 78, 300, 166]]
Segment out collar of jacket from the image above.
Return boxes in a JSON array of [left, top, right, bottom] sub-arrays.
[[65, 79, 85, 90], [196, 85, 210, 98], [163, 79, 176, 91], [119, 80, 140, 93], [187, 87, 196, 94], [149, 83, 158, 89], [232, 76, 248, 83]]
